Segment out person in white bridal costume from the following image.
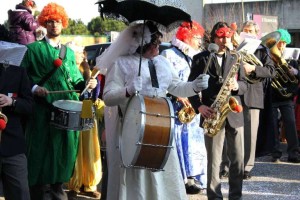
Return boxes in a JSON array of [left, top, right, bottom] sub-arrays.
[[95, 21, 210, 200]]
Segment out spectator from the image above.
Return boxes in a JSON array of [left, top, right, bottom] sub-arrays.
[[8, 0, 39, 45]]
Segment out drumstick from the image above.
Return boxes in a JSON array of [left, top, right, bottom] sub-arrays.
[[48, 90, 80, 94], [80, 68, 100, 96]]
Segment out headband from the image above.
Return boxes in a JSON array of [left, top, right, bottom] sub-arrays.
[[215, 27, 233, 38]]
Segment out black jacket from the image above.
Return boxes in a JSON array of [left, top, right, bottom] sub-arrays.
[[0, 64, 33, 156], [188, 49, 248, 128], [271, 58, 300, 103], [242, 45, 276, 109]]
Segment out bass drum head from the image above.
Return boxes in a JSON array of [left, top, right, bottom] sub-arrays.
[[120, 95, 145, 167], [52, 100, 82, 112]]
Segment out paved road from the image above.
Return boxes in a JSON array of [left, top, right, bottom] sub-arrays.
[[188, 154, 300, 200], [0, 143, 299, 199]]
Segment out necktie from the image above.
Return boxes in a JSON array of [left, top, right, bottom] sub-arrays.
[[148, 60, 159, 88]]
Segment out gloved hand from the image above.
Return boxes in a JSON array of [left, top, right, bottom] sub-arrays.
[[192, 74, 210, 92], [127, 76, 142, 95]]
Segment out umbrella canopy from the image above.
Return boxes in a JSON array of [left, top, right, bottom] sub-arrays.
[[96, 0, 192, 31]]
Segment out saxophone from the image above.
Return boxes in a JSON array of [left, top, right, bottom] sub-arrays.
[[202, 51, 243, 137]]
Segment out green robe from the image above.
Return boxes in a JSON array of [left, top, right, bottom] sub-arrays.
[[21, 40, 84, 186]]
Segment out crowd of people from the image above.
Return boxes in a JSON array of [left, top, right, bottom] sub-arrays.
[[0, 1, 299, 200]]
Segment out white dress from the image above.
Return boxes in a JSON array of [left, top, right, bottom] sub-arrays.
[[103, 54, 197, 200], [161, 45, 207, 188]]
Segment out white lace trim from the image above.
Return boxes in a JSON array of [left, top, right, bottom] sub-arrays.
[[171, 37, 199, 58]]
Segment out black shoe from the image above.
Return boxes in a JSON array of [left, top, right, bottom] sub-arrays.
[[271, 157, 281, 163], [287, 156, 300, 163], [243, 171, 251, 180], [219, 170, 229, 179], [185, 184, 201, 194], [67, 190, 78, 200]]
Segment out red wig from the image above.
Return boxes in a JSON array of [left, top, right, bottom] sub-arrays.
[[38, 3, 68, 28], [176, 20, 205, 41]]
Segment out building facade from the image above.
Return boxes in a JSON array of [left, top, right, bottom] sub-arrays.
[[183, 0, 300, 47]]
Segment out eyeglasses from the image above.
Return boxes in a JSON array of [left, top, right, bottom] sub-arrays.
[[46, 20, 62, 26]]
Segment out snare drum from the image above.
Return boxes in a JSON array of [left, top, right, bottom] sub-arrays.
[[50, 100, 94, 131], [120, 94, 175, 171]]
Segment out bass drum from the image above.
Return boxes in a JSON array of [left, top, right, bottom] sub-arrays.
[[120, 94, 175, 171]]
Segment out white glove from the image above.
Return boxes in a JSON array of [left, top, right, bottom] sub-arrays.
[[289, 67, 298, 75], [127, 76, 142, 95], [192, 74, 210, 92]]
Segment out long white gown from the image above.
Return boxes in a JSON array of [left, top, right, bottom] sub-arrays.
[[161, 44, 207, 188], [103, 54, 197, 200]]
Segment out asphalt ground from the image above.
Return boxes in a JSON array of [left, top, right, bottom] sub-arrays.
[[0, 143, 299, 200]]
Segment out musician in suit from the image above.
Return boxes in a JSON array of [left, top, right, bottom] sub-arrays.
[[0, 42, 33, 200], [240, 20, 276, 179], [188, 21, 249, 200], [270, 29, 300, 163]]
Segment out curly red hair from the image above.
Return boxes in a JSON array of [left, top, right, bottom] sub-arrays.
[[176, 20, 205, 41], [38, 3, 68, 28]]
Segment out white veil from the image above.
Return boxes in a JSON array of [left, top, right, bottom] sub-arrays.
[[95, 23, 151, 75]]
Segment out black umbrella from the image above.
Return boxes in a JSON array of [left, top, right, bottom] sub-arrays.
[[96, 0, 192, 32], [95, 0, 192, 76]]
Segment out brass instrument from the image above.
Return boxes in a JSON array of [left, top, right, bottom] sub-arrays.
[[261, 31, 298, 98], [239, 51, 263, 84], [178, 105, 196, 124], [203, 51, 243, 137]]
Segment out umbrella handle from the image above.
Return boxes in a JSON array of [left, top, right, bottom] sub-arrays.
[[138, 20, 146, 76]]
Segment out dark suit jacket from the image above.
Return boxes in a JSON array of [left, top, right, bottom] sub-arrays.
[[0, 64, 33, 157], [242, 45, 276, 109], [188, 49, 248, 128]]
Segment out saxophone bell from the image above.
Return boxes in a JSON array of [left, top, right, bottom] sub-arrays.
[[204, 96, 243, 137]]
